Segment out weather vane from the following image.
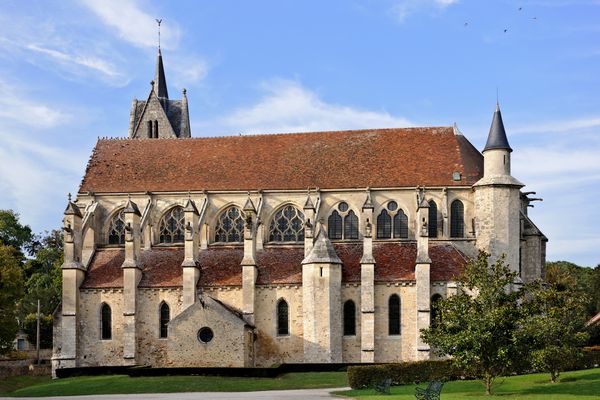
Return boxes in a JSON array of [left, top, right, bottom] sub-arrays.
[[156, 19, 162, 50]]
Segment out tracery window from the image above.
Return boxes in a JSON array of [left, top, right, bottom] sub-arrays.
[[450, 200, 464, 238], [159, 207, 185, 244], [328, 202, 359, 240], [101, 303, 112, 340], [277, 299, 289, 336], [343, 300, 356, 336], [269, 205, 305, 242], [428, 200, 438, 238], [159, 302, 170, 339], [215, 206, 245, 243], [377, 201, 409, 239], [388, 294, 401, 335], [108, 209, 126, 245]]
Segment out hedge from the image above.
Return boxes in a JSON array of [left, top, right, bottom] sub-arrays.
[[347, 360, 462, 389]]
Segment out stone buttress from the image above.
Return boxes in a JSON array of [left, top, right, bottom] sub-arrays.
[[360, 190, 375, 363], [182, 197, 200, 309], [415, 196, 431, 360]]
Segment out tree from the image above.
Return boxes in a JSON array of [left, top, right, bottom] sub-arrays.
[[0, 210, 34, 256], [421, 252, 526, 395], [545, 261, 596, 316], [0, 245, 24, 354], [521, 282, 589, 383]]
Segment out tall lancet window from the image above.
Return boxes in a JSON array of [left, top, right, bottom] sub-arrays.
[[215, 207, 245, 243], [269, 205, 305, 242], [388, 294, 401, 335], [159, 302, 170, 339], [108, 209, 126, 245], [343, 300, 356, 336], [277, 299, 289, 336], [159, 207, 185, 244], [328, 202, 359, 240], [428, 200, 438, 238], [101, 303, 112, 340], [450, 200, 465, 238], [377, 201, 409, 239]]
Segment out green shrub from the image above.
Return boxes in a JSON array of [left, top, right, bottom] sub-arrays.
[[347, 360, 461, 389]]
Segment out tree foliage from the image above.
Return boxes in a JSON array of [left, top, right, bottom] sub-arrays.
[[421, 252, 525, 395], [0, 245, 24, 354], [0, 210, 34, 256], [521, 282, 589, 383]]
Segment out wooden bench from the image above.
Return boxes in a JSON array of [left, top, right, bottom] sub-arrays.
[[374, 377, 392, 395], [415, 381, 444, 400]]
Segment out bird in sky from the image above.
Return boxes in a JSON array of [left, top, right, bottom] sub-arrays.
[[519, 7, 523, 11], [464, 22, 468, 27], [504, 28, 509, 33]]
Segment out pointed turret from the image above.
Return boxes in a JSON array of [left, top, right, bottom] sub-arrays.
[[483, 103, 512, 153], [180, 88, 191, 138], [302, 224, 342, 265], [155, 49, 169, 100]]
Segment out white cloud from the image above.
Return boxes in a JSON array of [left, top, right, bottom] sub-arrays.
[[213, 79, 414, 134], [390, 0, 459, 23], [513, 116, 600, 135], [169, 55, 209, 88], [26, 43, 123, 80], [80, 0, 180, 49], [0, 80, 70, 128]]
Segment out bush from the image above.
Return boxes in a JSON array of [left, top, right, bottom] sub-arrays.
[[578, 347, 600, 369], [347, 360, 462, 389]]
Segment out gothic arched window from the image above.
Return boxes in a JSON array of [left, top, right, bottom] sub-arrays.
[[269, 205, 305, 242], [328, 202, 359, 241], [277, 299, 289, 336], [431, 294, 443, 330], [344, 210, 359, 240], [159, 207, 185, 244], [215, 206, 245, 243], [388, 294, 401, 335], [377, 209, 392, 239], [328, 210, 343, 240], [377, 202, 409, 239], [101, 303, 112, 340], [159, 302, 170, 339], [108, 209, 126, 245], [428, 200, 438, 238], [343, 300, 356, 336], [450, 200, 464, 238], [393, 210, 408, 239]]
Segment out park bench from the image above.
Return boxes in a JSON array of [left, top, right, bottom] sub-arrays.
[[415, 381, 444, 400], [374, 377, 392, 395]]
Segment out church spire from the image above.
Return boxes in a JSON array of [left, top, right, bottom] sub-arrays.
[[483, 103, 512, 153], [154, 19, 168, 100]]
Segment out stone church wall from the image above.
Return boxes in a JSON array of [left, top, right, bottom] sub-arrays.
[[78, 289, 124, 366], [374, 284, 416, 362]]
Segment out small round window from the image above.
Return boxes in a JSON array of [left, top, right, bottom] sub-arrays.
[[197, 327, 214, 343], [387, 201, 398, 211], [338, 202, 349, 212]]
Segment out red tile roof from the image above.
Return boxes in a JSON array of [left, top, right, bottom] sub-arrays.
[[81, 243, 465, 289], [79, 128, 482, 193]]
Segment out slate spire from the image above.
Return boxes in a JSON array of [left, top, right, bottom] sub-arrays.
[[155, 49, 169, 100], [483, 103, 512, 153]]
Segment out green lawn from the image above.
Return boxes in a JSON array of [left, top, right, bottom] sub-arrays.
[[6, 371, 348, 397], [0, 376, 51, 397], [335, 368, 600, 399]]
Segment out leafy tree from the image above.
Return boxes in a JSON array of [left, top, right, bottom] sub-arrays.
[[521, 282, 589, 383], [545, 261, 596, 316], [0, 210, 35, 256], [17, 230, 63, 348], [0, 245, 24, 354], [421, 251, 526, 395]]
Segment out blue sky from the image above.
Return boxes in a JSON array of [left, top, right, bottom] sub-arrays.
[[0, 0, 598, 266]]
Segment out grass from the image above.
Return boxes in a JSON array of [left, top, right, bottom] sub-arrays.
[[335, 368, 600, 399], [0, 376, 52, 396], [6, 371, 348, 397]]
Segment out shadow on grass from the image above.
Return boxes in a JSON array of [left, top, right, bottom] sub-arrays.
[[519, 371, 600, 397]]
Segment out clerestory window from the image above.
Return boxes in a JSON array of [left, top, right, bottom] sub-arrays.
[[159, 207, 185, 244], [269, 205, 305, 242], [450, 200, 464, 238], [328, 202, 359, 240], [215, 206, 245, 243], [108, 209, 126, 245], [428, 200, 438, 238], [377, 201, 409, 239]]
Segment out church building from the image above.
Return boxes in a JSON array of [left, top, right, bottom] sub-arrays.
[[52, 50, 547, 375]]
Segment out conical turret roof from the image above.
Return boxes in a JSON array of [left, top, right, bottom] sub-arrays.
[[302, 224, 341, 264], [483, 103, 512, 152]]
